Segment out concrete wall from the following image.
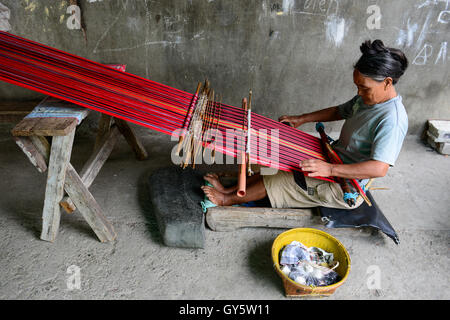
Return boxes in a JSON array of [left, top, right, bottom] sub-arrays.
[[0, 0, 449, 134]]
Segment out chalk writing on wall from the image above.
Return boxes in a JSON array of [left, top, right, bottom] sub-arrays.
[[93, 1, 187, 54], [438, 9, 450, 23], [413, 41, 448, 65], [280, 0, 339, 17], [396, 19, 419, 47], [273, 1, 389, 48], [273, 0, 346, 47], [395, 0, 450, 65]]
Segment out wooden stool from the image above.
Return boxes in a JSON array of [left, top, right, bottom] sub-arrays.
[[11, 96, 148, 242]]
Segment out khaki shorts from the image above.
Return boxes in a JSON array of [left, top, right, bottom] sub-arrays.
[[262, 170, 363, 209]]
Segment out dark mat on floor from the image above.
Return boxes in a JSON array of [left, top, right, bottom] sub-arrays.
[[318, 191, 400, 244], [148, 166, 205, 248]]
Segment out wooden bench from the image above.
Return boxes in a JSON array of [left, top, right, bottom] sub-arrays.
[[206, 206, 318, 231], [11, 96, 148, 242]]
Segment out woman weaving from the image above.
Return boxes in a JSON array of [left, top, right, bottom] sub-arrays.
[[202, 39, 408, 209]]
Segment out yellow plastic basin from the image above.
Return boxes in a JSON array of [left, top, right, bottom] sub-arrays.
[[272, 228, 351, 297]]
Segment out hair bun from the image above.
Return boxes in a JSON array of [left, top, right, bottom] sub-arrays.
[[355, 39, 408, 84], [388, 48, 409, 72], [360, 39, 389, 56]]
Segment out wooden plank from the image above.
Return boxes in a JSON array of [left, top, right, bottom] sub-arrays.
[[11, 117, 40, 136], [52, 118, 79, 135], [59, 195, 77, 214], [80, 124, 120, 187], [40, 130, 76, 242], [37, 97, 89, 118], [11, 117, 78, 136], [205, 206, 318, 231], [60, 125, 120, 213], [64, 164, 116, 242], [12, 136, 48, 173], [115, 118, 148, 160]]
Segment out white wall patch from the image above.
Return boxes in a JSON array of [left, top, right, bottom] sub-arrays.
[[282, 0, 294, 14], [325, 15, 346, 47], [0, 2, 11, 32]]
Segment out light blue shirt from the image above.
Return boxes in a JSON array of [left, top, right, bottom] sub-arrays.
[[333, 95, 408, 166]]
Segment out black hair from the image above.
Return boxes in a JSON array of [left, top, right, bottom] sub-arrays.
[[354, 39, 408, 85]]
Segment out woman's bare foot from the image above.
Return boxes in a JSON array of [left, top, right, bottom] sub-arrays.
[[203, 173, 233, 194], [201, 186, 227, 206]]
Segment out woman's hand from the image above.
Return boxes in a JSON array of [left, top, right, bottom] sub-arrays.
[[301, 159, 389, 179], [300, 159, 333, 177], [279, 107, 343, 128], [278, 115, 304, 128]]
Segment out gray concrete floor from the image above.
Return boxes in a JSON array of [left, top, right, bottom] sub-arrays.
[[0, 122, 449, 300]]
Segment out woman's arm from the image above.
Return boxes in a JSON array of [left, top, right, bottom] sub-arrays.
[[300, 159, 389, 180], [278, 106, 342, 128], [279, 105, 389, 179]]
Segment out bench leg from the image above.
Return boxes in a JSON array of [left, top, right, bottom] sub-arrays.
[[13, 136, 48, 173], [114, 118, 148, 160], [40, 131, 75, 242], [64, 164, 116, 242], [94, 114, 112, 152], [60, 125, 120, 213]]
